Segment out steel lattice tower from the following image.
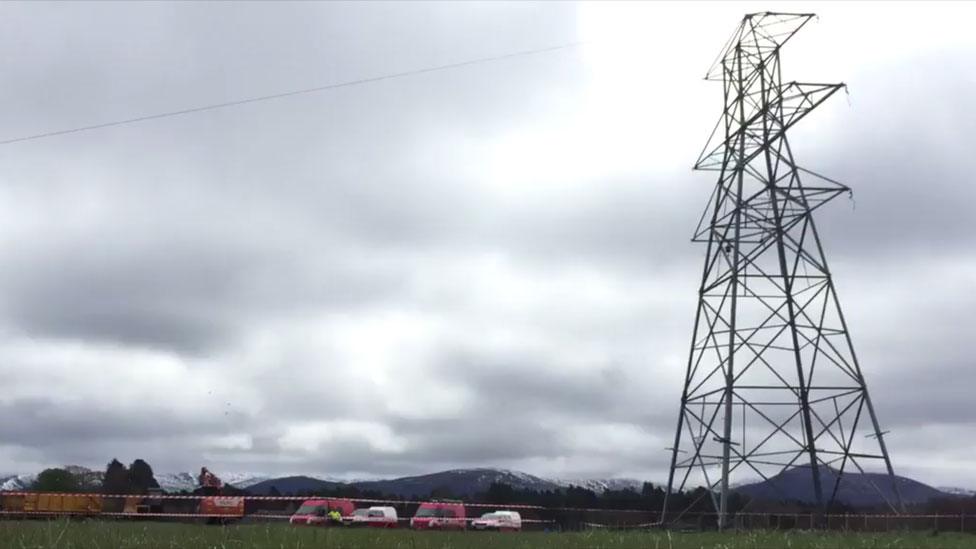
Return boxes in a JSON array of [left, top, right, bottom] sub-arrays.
[[662, 13, 901, 528]]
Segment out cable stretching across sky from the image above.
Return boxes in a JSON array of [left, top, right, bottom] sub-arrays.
[[0, 41, 583, 147]]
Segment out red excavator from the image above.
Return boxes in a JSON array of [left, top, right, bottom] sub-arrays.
[[198, 467, 223, 491], [196, 467, 245, 522]]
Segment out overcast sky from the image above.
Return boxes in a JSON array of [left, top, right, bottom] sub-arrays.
[[0, 1, 973, 488]]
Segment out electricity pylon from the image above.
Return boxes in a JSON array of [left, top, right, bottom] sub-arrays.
[[662, 13, 902, 529]]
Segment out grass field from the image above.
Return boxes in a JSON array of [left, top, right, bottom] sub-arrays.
[[0, 520, 971, 549]]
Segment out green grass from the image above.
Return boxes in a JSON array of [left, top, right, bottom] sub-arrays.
[[0, 520, 971, 549]]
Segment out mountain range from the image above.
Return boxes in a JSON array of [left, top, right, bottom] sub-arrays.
[[244, 468, 642, 497], [1, 466, 642, 496], [0, 469, 272, 493], [2, 466, 969, 508]]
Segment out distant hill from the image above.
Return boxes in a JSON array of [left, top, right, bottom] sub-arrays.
[[735, 466, 949, 507], [240, 468, 564, 497], [246, 475, 344, 496], [351, 468, 561, 498]]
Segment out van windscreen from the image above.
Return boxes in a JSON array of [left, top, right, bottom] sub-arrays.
[[295, 504, 325, 515], [415, 507, 454, 518]]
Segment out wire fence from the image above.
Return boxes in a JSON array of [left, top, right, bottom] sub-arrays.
[[732, 512, 974, 534]]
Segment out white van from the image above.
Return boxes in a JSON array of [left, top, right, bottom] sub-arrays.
[[365, 506, 398, 528], [471, 510, 521, 531]]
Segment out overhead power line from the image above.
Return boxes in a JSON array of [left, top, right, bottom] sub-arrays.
[[0, 40, 583, 147]]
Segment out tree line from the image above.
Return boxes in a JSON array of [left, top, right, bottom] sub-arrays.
[[266, 479, 740, 514], [32, 459, 159, 494]]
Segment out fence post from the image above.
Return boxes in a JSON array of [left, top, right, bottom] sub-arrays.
[[961, 513, 965, 533]]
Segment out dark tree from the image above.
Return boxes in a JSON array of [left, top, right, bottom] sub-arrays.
[[601, 488, 642, 510], [429, 486, 457, 500], [640, 482, 666, 510], [34, 468, 80, 492], [127, 459, 160, 494], [484, 481, 515, 504], [103, 459, 129, 494], [564, 485, 599, 508]]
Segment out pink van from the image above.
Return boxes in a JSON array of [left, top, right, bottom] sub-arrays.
[[289, 498, 356, 526], [410, 501, 466, 530]]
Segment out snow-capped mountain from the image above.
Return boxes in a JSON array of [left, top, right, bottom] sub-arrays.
[[153, 472, 198, 492], [938, 486, 976, 497], [0, 465, 651, 495], [351, 468, 561, 498], [217, 473, 270, 489], [1, 473, 37, 491], [0, 466, 101, 492], [250, 469, 650, 497], [552, 477, 645, 493], [154, 472, 270, 492], [0, 469, 270, 493]]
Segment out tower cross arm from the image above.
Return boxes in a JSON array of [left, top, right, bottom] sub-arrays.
[[705, 13, 817, 81], [693, 82, 845, 171]]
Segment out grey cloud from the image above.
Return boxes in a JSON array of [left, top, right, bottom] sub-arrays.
[[0, 2, 970, 488], [0, 398, 248, 446], [803, 52, 976, 260], [390, 417, 565, 465], [0, 236, 406, 353], [431, 349, 650, 421]]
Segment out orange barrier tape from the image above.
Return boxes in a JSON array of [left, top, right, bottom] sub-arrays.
[[583, 520, 662, 528], [0, 491, 653, 514], [0, 511, 289, 519]]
